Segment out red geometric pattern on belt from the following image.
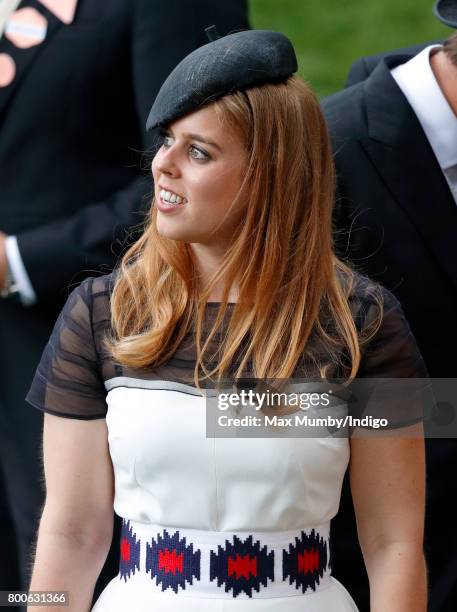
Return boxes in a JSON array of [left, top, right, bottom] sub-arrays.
[[210, 534, 274, 597], [283, 528, 328, 593], [228, 553, 258, 579], [297, 549, 320, 574], [118, 522, 331, 597], [158, 548, 184, 575], [119, 520, 141, 581], [145, 529, 201, 593]]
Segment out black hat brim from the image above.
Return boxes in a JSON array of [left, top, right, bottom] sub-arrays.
[[146, 30, 298, 131]]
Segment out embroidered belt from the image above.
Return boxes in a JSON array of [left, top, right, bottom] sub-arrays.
[[117, 519, 332, 599]]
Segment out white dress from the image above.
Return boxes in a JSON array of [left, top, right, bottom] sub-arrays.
[[26, 274, 427, 611], [92, 381, 358, 610]]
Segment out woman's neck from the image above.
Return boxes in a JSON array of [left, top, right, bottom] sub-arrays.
[[190, 242, 239, 303]]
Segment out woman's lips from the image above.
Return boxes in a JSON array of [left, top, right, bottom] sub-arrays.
[[156, 192, 187, 213]]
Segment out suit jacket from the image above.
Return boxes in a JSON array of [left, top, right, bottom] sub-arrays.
[[323, 51, 457, 378], [0, 0, 249, 307], [322, 50, 457, 611], [345, 40, 443, 86]]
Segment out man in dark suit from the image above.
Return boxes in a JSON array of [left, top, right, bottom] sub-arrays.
[[322, 1, 457, 610], [0, 0, 250, 595]]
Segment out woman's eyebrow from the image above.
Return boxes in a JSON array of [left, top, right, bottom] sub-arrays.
[[167, 127, 222, 152]]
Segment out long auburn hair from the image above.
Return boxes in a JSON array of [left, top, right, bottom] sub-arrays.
[[106, 76, 382, 392]]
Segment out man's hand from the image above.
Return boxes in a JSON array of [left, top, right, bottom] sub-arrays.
[[0, 231, 8, 290]]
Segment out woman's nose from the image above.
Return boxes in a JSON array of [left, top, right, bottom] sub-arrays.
[[153, 147, 181, 177]]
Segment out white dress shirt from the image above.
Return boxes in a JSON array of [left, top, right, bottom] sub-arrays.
[[391, 44, 457, 204], [0, 0, 21, 34], [5, 236, 36, 305]]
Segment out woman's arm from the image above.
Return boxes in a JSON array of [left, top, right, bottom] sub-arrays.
[[349, 423, 427, 612], [28, 414, 114, 612]]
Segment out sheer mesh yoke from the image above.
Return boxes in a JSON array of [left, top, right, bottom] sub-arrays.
[[26, 272, 429, 425], [26, 277, 109, 419]]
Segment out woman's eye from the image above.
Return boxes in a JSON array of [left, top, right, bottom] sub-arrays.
[[158, 131, 209, 161], [162, 135, 173, 148], [189, 146, 209, 161]]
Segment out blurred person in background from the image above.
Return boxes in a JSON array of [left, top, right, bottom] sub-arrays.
[[0, 0, 249, 599], [322, 1, 457, 610]]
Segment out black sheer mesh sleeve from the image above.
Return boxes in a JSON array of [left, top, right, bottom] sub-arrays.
[[358, 286, 428, 378], [26, 277, 108, 419], [350, 284, 433, 429]]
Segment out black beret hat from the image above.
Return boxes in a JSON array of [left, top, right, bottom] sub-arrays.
[[146, 28, 298, 131], [434, 0, 457, 27]]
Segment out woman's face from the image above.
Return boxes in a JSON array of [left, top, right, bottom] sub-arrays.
[[151, 104, 247, 247]]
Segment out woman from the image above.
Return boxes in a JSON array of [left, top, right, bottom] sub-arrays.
[[27, 30, 427, 611]]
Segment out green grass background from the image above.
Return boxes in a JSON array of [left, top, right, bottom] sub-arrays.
[[249, 0, 451, 97]]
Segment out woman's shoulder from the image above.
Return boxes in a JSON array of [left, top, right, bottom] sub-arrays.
[[68, 272, 115, 320], [25, 273, 116, 420], [342, 269, 397, 313], [57, 274, 115, 360], [340, 268, 428, 374], [344, 269, 384, 302], [335, 268, 404, 340], [73, 271, 116, 298]]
